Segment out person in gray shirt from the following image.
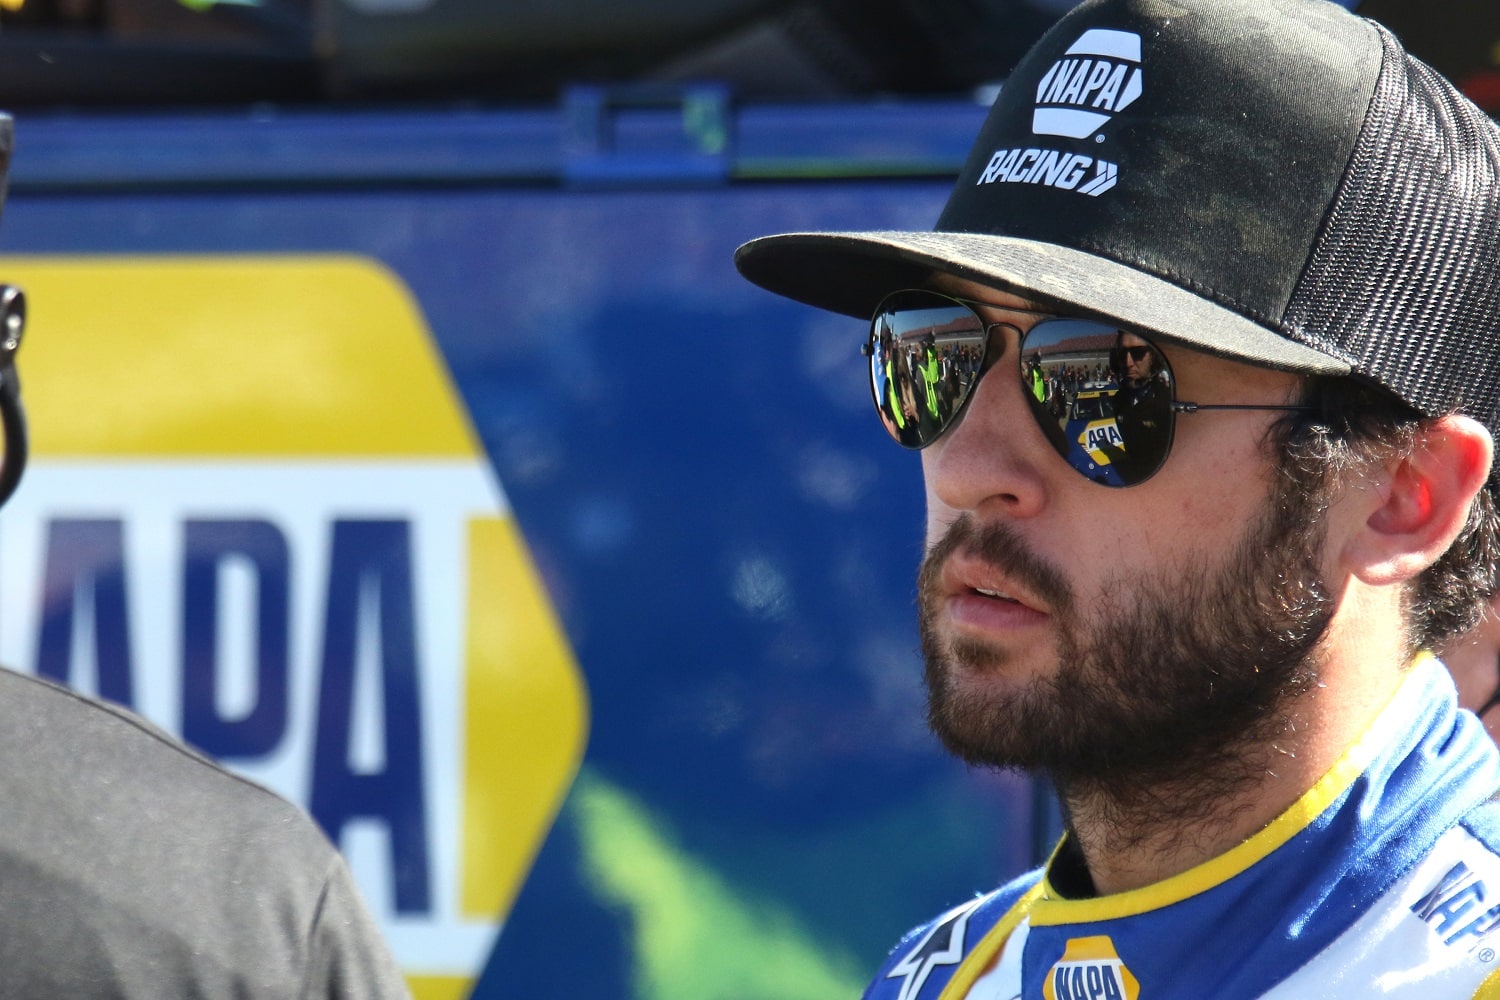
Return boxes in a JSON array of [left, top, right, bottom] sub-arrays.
[[0, 115, 409, 1000]]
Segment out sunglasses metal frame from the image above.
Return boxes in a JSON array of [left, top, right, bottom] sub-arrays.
[[863, 289, 1317, 486]]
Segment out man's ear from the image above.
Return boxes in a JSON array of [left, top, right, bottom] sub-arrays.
[[1350, 414, 1493, 586]]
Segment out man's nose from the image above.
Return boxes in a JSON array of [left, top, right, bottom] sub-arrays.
[[922, 358, 1050, 520]]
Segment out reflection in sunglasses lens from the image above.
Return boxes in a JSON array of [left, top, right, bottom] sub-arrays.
[[867, 291, 1176, 487], [869, 291, 988, 449], [1021, 319, 1174, 487]]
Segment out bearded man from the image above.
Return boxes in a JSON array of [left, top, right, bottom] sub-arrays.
[[735, 0, 1500, 996]]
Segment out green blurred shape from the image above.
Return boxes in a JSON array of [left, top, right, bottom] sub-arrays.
[[572, 770, 867, 1000], [176, 0, 261, 10]]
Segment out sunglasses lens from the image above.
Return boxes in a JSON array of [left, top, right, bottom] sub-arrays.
[[866, 292, 1178, 486], [868, 290, 990, 449], [1022, 319, 1175, 487]]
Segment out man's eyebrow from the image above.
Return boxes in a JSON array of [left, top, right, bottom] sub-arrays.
[[922, 279, 1051, 316], [953, 296, 1054, 319]]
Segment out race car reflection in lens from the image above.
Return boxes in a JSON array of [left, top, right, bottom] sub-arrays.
[[863, 288, 1314, 487]]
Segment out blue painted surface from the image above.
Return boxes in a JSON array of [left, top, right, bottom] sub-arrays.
[[0, 98, 1055, 997]]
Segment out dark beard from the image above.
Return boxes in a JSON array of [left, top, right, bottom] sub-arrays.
[[917, 484, 1333, 803]]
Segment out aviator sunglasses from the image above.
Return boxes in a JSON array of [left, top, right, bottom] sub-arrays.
[[863, 288, 1315, 487]]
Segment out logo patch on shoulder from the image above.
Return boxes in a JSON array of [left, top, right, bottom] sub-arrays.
[[885, 897, 983, 1000], [1042, 936, 1141, 1000]]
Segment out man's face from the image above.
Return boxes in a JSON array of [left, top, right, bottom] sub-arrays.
[[1120, 332, 1155, 384], [916, 281, 1329, 789]]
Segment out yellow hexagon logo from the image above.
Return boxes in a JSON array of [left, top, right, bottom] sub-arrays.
[[0, 255, 589, 999]]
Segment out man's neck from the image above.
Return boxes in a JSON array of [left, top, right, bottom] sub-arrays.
[[1052, 666, 1403, 896]]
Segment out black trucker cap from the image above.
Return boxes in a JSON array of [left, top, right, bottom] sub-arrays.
[[735, 0, 1500, 436]]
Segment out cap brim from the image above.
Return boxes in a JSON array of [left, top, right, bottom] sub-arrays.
[[735, 230, 1351, 377]]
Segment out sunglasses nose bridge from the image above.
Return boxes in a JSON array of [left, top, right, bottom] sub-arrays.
[[923, 350, 1054, 518], [956, 323, 1063, 450], [953, 320, 1029, 430]]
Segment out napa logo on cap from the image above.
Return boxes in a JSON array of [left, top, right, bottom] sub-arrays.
[[1034, 29, 1143, 140], [1042, 935, 1141, 1000], [975, 28, 1141, 197], [0, 255, 589, 1000]]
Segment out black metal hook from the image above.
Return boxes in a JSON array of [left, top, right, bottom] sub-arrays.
[[0, 284, 29, 508]]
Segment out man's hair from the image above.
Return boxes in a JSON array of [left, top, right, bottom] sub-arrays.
[[1273, 379, 1500, 655]]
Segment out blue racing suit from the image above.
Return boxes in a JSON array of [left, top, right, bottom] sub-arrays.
[[865, 654, 1500, 999]]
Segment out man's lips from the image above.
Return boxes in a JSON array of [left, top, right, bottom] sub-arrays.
[[938, 554, 1052, 633], [940, 553, 1047, 611]]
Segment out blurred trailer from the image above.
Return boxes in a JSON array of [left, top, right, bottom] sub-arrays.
[[0, 91, 1059, 999]]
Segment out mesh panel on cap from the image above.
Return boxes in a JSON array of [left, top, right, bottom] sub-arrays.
[[1285, 24, 1500, 436]]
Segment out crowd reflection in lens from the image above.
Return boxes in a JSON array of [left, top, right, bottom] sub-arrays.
[[1020, 324, 1174, 486], [873, 311, 1179, 486], [872, 321, 984, 448]]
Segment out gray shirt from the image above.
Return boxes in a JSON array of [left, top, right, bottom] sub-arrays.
[[0, 667, 409, 998]]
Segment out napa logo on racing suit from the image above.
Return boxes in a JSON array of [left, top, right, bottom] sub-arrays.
[[0, 256, 589, 1000], [977, 28, 1141, 197], [1411, 860, 1500, 950], [1042, 936, 1141, 1000]]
